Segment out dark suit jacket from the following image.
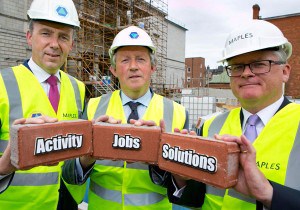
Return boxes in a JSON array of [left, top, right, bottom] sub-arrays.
[[166, 97, 300, 210]]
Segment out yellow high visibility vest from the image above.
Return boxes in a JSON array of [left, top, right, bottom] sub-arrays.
[[0, 65, 86, 209], [201, 104, 300, 210], [86, 90, 187, 209]]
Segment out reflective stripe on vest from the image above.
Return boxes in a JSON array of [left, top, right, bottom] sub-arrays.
[[227, 189, 256, 204], [286, 122, 300, 188], [94, 92, 113, 118], [126, 162, 149, 170], [163, 97, 174, 132], [205, 186, 256, 206], [10, 172, 59, 186], [95, 160, 148, 170], [205, 111, 229, 202], [90, 180, 165, 206], [208, 111, 229, 137], [206, 186, 225, 197], [94, 92, 174, 131], [67, 74, 83, 119], [0, 68, 23, 126], [0, 139, 8, 153], [96, 160, 124, 167]]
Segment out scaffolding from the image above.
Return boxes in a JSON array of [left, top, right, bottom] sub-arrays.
[[65, 0, 168, 99]]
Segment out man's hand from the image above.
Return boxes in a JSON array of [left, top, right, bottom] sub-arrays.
[[13, 115, 58, 125], [0, 142, 16, 175], [129, 119, 156, 126], [94, 115, 121, 124], [215, 134, 273, 208], [160, 119, 196, 135]]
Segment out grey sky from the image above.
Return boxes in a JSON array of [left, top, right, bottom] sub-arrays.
[[167, 0, 300, 68]]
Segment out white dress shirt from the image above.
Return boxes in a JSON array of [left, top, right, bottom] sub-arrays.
[[28, 58, 61, 95], [242, 96, 284, 135], [121, 88, 152, 119]]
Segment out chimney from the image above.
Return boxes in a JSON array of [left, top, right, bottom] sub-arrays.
[[252, 4, 260, 19]]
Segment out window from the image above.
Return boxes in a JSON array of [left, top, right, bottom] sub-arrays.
[[187, 77, 191, 82], [187, 67, 191, 73]]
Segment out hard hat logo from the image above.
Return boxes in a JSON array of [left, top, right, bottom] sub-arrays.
[[56, 6, 68, 18], [129, 32, 139, 39]]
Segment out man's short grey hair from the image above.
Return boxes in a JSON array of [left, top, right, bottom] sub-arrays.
[[28, 19, 35, 33], [110, 47, 157, 69], [227, 46, 289, 63], [273, 47, 289, 62]]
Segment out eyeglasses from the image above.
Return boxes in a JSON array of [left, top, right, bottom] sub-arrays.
[[225, 60, 286, 77]]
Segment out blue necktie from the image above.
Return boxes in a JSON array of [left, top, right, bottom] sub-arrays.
[[244, 114, 260, 142]]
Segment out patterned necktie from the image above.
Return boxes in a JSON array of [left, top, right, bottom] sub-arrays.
[[244, 114, 260, 142], [47, 75, 60, 113], [127, 101, 141, 123]]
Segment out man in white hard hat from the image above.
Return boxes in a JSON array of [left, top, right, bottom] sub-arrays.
[[0, 0, 87, 209], [152, 19, 300, 210], [62, 25, 189, 209]]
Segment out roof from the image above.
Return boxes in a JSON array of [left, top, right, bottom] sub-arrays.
[[263, 13, 300, 20], [209, 71, 230, 84], [166, 16, 188, 30]]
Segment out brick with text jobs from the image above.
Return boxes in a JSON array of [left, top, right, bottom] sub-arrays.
[[93, 122, 161, 164]]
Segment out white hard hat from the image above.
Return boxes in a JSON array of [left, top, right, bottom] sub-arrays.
[[109, 26, 156, 59], [27, 0, 80, 28], [219, 19, 292, 62]]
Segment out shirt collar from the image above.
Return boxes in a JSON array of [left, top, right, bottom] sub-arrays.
[[242, 96, 284, 128], [28, 58, 61, 83], [121, 89, 152, 107]]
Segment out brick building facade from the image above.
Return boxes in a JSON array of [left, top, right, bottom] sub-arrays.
[[253, 4, 300, 98], [184, 57, 207, 88]]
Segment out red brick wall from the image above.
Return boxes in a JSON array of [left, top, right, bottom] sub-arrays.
[[266, 16, 300, 98], [185, 57, 206, 88]]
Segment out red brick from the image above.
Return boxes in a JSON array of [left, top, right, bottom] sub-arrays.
[[10, 120, 93, 169], [93, 123, 161, 164], [158, 132, 240, 188]]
